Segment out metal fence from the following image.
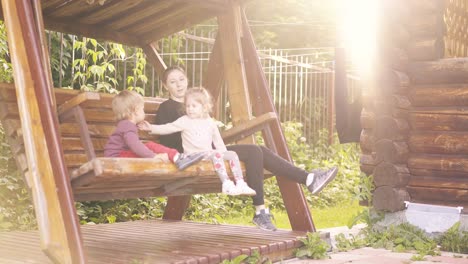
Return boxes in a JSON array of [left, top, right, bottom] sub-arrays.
[[153, 28, 337, 144], [47, 27, 359, 145]]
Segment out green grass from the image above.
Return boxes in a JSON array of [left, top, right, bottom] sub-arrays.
[[218, 201, 364, 230]]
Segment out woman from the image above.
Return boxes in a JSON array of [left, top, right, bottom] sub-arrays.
[[154, 66, 338, 231]]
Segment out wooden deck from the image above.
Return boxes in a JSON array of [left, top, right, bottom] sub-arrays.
[[0, 220, 311, 263]]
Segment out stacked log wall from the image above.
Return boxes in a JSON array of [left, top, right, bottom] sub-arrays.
[[361, 0, 452, 212], [405, 0, 468, 212], [406, 59, 468, 211]]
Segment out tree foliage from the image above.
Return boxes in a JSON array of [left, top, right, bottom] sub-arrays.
[[245, 0, 337, 49]]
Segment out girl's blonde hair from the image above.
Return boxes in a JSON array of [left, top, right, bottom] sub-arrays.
[[185, 87, 213, 118], [112, 90, 144, 121]]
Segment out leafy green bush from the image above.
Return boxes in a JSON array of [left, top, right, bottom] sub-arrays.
[[438, 222, 468, 254], [185, 193, 253, 223], [0, 125, 36, 230], [335, 233, 366, 252], [0, 22, 12, 83], [272, 122, 361, 209], [76, 197, 167, 224], [220, 250, 272, 264], [295, 232, 330, 259]]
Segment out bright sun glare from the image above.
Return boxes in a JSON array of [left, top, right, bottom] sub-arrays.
[[337, 0, 377, 76]]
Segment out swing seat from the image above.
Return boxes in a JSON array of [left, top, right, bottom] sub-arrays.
[[0, 83, 277, 201]]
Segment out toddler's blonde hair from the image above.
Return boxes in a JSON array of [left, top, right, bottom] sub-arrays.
[[112, 90, 144, 121], [185, 87, 213, 118]]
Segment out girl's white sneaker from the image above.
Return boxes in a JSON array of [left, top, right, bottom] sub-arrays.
[[235, 181, 257, 196], [222, 180, 239, 196]]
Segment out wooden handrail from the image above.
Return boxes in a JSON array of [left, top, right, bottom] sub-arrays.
[[221, 112, 277, 144], [57, 91, 100, 116]]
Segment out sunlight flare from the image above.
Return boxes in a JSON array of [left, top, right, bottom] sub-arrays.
[[337, 0, 378, 75]]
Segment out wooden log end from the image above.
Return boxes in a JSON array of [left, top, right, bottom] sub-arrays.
[[375, 139, 409, 163], [373, 186, 409, 212], [373, 161, 410, 187], [375, 116, 409, 140]]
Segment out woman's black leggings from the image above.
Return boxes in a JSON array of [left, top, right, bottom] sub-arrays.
[[227, 144, 309, 206]]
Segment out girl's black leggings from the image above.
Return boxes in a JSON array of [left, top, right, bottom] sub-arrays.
[[227, 144, 308, 206]]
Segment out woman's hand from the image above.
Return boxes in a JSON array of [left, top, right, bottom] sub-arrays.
[[138, 120, 152, 131]]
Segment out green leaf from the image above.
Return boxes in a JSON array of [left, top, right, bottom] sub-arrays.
[[90, 38, 97, 48], [107, 63, 115, 72], [106, 215, 116, 223]]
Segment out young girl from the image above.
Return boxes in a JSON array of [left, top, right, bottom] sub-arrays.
[[154, 66, 338, 231], [104, 90, 203, 170], [139, 87, 257, 196]]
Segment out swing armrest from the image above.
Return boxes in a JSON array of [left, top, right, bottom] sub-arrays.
[[58, 91, 101, 119], [221, 112, 277, 144]]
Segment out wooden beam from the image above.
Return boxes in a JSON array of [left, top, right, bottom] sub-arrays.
[[409, 83, 468, 107], [221, 112, 277, 144], [98, 1, 172, 31], [76, 0, 146, 25], [142, 43, 167, 77], [408, 176, 468, 189], [42, 0, 102, 18], [1, 0, 85, 263], [408, 112, 468, 131], [43, 17, 142, 47], [203, 34, 224, 103], [240, 7, 315, 232], [407, 186, 468, 202], [409, 131, 468, 155], [140, 6, 213, 45], [408, 58, 468, 85], [408, 153, 468, 173], [57, 92, 100, 116], [217, 2, 254, 144]]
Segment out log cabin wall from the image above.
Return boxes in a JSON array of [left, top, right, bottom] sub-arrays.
[[360, 0, 468, 212]]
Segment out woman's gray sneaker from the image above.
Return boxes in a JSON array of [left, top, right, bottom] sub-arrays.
[[252, 209, 277, 231], [307, 166, 338, 195]]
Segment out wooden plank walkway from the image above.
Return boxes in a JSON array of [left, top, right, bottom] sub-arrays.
[[0, 220, 309, 263]]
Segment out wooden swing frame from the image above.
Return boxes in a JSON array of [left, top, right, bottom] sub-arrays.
[[0, 1, 315, 262]]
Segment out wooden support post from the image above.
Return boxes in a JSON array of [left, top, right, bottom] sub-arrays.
[[1, 0, 85, 263], [142, 43, 166, 77], [217, 1, 254, 145], [240, 7, 315, 232], [329, 67, 335, 145], [203, 34, 224, 103]]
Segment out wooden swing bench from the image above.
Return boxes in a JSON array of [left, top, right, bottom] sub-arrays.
[[0, 83, 277, 202]]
